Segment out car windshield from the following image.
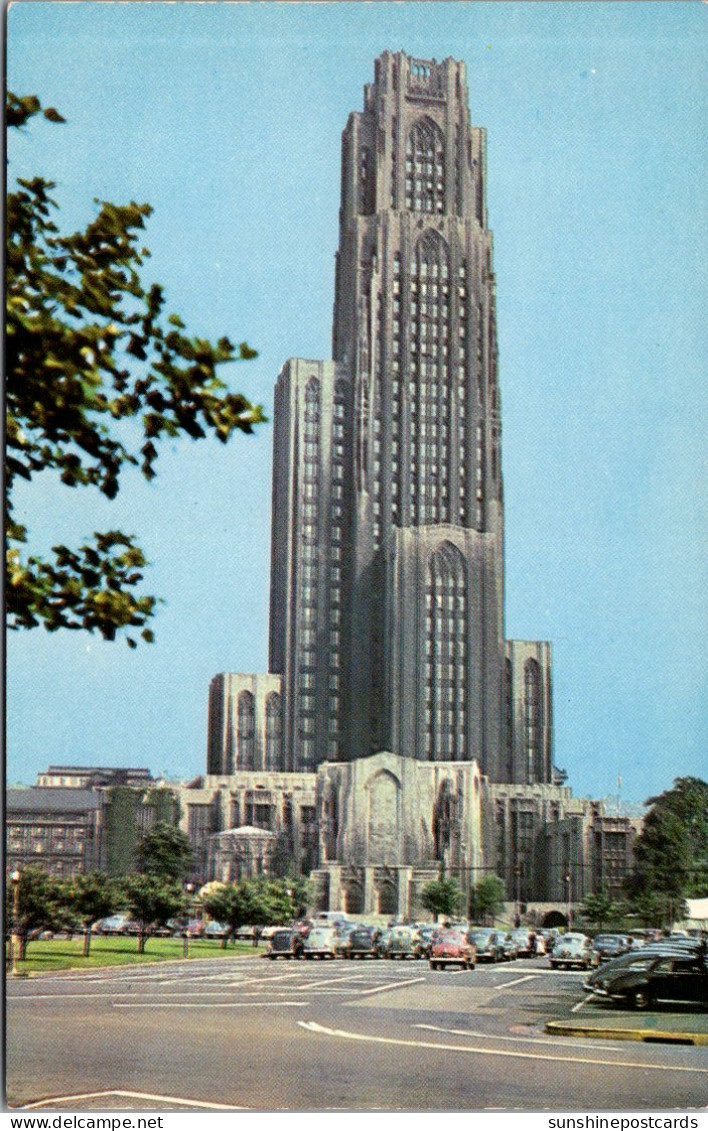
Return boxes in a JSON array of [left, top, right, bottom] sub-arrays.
[[471, 930, 493, 942], [439, 931, 465, 942]]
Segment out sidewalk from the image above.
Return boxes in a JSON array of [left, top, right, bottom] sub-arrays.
[[547, 1009, 708, 1046]]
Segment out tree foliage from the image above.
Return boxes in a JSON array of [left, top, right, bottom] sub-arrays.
[[468, 875, 506, 926], [135, 821, 194, 883], [64, 871, 117, 956], [580, 890, 621, 933], [626, 777, 708, 924], [201, 876, 307, 946], [120, 873, 183, 952], [6, 92, 263, 645], [5, 866, 64, 960], [420, 875, 464, 920]]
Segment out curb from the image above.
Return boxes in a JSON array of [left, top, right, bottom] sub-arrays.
[[546, 1020, 708, 1046]]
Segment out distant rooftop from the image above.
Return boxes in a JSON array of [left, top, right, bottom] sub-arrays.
[[7, 788, 101, 812]]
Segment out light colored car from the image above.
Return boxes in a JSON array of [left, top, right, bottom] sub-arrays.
[[99, 913, 134, 936], [385, 925, 422, 960], [302, 927, 338, 960], [203, 920, 229, 938], [549, 933, 599, 970]]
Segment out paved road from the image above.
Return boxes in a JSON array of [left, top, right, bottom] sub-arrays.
[[6, 956, 708, 1111]]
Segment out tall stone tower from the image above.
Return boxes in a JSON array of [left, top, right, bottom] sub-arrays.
[[268, 51, 552, 784]]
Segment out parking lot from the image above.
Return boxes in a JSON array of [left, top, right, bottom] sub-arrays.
[[7, 953, 708, 1111]]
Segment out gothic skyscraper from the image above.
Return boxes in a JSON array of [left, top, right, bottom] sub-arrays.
[[267, 51, 553, 784]]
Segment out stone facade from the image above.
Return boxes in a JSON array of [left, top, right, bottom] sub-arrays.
[[206, 673, 283, 774], [6, 788, 102, 877], [192, 53, 644, 918], [174, 771, 318, 881]]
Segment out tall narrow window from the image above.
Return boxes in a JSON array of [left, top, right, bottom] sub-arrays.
[[237, 691, 255, 771], [265, 692, 282, 771], [425, 543, 467, 761], [524, 659, 542, 783], [405, 118, 445, 214]]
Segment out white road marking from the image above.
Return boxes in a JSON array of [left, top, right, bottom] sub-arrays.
[[113, 1000, 310, 1009], [349, 977, 426, 998], [17, 1089, 245, 1110], [489, 974, 538, 991], [414, 1023, 624, 1051], [571, 994, 596, 1014], [296, 1020, 708, 1074]]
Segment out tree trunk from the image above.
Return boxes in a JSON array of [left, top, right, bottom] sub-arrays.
[[83, 927, 92, 958], [138, 931, 147, 954]]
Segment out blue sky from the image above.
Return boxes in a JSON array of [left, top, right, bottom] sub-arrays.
[[6, 2, 707, 803]]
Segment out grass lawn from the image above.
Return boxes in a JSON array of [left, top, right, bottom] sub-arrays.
[[7, 935, 266, 976]]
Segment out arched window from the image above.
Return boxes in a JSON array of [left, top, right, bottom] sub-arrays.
[[505, 657, 514, 781], [406, 231, 452, 525], [265, 692, 282, 771], [425, 542, 467, 761], [237, 690, 255, 771], [524, 659, 542, 783], [405, 118, 445, 214]]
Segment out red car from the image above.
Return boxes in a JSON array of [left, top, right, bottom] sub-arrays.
[[429, 929, 477, 970]]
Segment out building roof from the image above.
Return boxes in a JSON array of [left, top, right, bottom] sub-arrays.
[[7, 788, 101, 813], [211, 825, 276, 839]]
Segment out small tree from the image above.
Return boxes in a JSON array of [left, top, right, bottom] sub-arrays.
[[136, 822, 193, 882], [120, 874, 182, 953], [65, 872, 117, 957], [469, 876, 506, 926], [6, 866, 63, 961], [201, 883, 250, 949], [580, 890, 616, 934], [420, 876, 464, 921], [625, 777, 708, 928]]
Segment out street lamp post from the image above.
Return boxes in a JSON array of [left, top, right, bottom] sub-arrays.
[[10, 870, 21, 976], [565, 872, 573, 930], [515, 863, 522, 928], [183, 882, 194, 959]]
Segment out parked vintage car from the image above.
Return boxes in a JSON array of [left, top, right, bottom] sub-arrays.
[[384, 925, 422, 959], [593, 934, 631, 962], [496, 931, 519, 961], [266, 928, 304, 960], [584, 950, 708, 1011], [301, 926, 338, 960], [99, 913, 135, 936], [203, 920, 230, 939], [469, 928, 505, 963], [333, 922, 359, 956], [549, 933, 599, 970], [510, 929, 536, 957], [413, 925, 439, 959], [342, 925, 382, 959], [429, 928, 477, 970], [374, 928, 392, 957]]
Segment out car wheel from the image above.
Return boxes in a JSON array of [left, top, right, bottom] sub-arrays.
[[630, 988, 652, 1011]]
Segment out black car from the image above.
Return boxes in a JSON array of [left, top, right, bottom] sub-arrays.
[[469, 928, 504, 963], [343, 926, 381, 959], [593, 934, 631, 962], [584, 951, 708, 1011], [266, 928, 304, 960]]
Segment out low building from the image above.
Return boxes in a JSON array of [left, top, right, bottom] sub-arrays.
[[6, 788, 102, 877], [206, 825, 277, 882], [36, 765, 153, 789]]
